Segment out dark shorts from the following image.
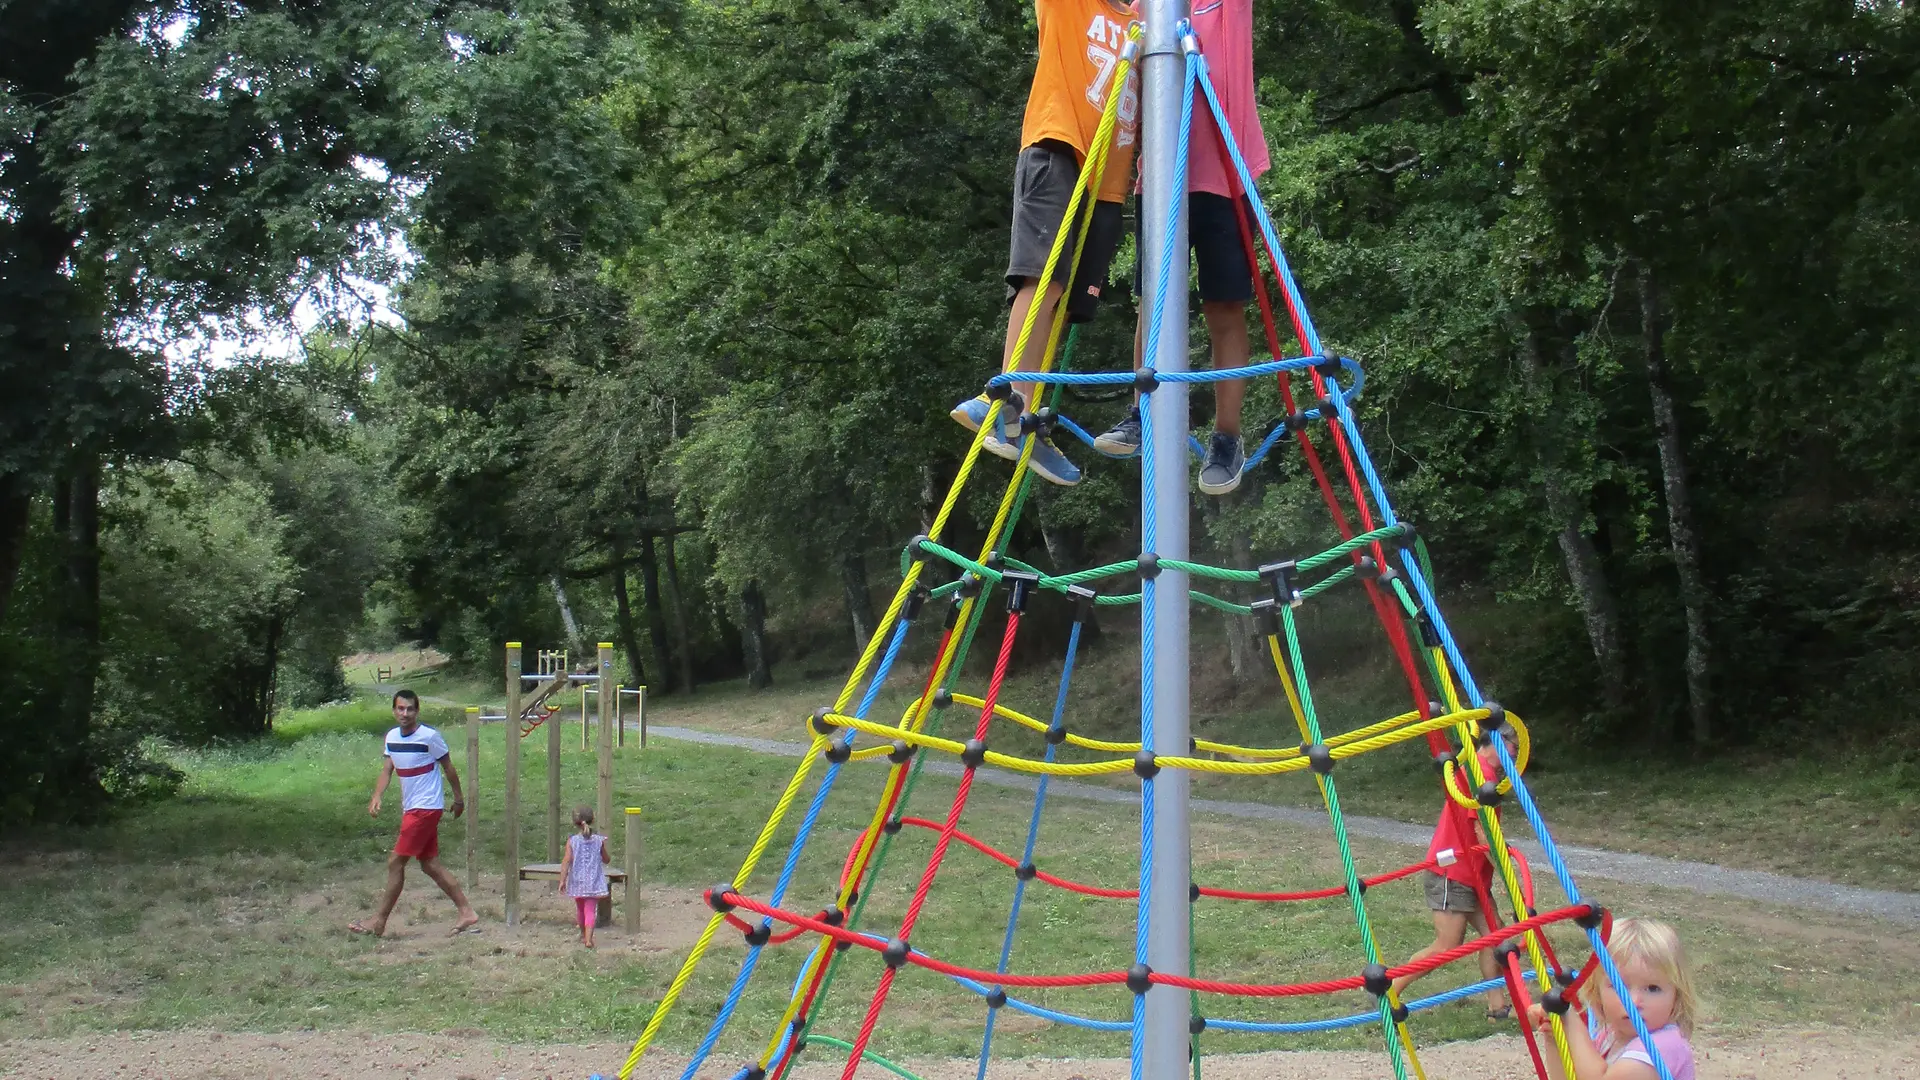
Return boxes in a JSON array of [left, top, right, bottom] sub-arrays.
[[395, 808, 443, 860], [1007, 140, 1125, 324], [1421, 870, 1480, 914], [1133, 191, 1257, 305]]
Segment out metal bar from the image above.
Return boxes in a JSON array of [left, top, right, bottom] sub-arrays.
[[505, 642, 523, 926], [548, 652, 564, 861], [625, 806, 642, 934], [597, 643, 614, 847], [465, 706, 480, 891], [1139, 2, 1191, 1079]]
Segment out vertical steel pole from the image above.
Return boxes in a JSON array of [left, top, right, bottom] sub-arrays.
[[596, 644, 615, 849], [465, 706, 480, 891], [505, 642, 523, 926], [1139, 1, 1191, 1078]]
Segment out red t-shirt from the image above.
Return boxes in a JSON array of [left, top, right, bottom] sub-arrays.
[[1426, 804, 1490, 887]]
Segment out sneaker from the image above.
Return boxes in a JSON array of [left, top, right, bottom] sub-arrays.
[[1092, 407, 1142, 457], [1197, 431, 1245, 495], [986, 431, 1082, 486], [950, 391, 1025, 440]]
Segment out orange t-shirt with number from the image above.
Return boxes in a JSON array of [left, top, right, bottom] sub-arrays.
[[1019, 0, 1141, 204]]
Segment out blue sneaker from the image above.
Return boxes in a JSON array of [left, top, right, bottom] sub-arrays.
[[1197, 431, 1245, 495], [1092, 407, 1142, 457], [986, 430, 1082, 486], [950, 391, 1025, 440]]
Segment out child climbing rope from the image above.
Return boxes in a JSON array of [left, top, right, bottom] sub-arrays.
[[1390, 726, 1517, 1019], [949, 0, 1143, 488], [1527, 917, 1698, 1080], [560, 805, 611, 947], [1094, 0, 1269, 497]]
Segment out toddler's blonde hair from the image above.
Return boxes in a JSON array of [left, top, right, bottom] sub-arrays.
[[1607, 916, 1698, 1036]]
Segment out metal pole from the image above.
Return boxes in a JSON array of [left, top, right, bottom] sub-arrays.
[[624, 806, 642, 935], [596, 644, 614, 849], [505, 642, 523, 927], [547, 667, 563, 863], [1139, 1, 1191, 1078], [465, 706, 480, 891]]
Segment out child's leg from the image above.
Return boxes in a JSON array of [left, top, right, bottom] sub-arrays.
[[1004, 278, 1068, 411], [1201, 301, 1250, 436]]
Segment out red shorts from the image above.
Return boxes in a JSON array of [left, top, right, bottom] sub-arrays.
[[395, 809, 443, 860]]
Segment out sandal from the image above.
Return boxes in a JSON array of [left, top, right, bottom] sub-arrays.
[[1486, 1005, 1514, 1022]]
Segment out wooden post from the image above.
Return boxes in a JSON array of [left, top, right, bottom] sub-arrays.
[[624, 806, 642, 935], [465, 706, 480, 891], [547, 669, 563, 863], [597, 643, 614, 844], [505, 642, 523, 927]]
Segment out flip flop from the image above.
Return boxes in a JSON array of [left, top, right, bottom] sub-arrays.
[[451, 924, 483, 936], [348, 921, 382, 937], [1486, 1005, 1514, 1022]]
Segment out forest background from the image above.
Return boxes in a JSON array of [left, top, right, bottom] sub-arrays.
[[3, 0, 1917, 823]]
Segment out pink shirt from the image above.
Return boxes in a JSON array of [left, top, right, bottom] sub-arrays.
[[1188, 0, 1268, 197], [1598, 1023, 1696, 1079]]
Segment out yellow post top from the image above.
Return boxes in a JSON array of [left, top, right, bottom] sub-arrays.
[[506, 641, 522, 649], [466, 706, 479, 712], [624, 806, 642, 816], [598, 641, 614, 649]]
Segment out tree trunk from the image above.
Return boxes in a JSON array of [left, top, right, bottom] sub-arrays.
[[52, 456, 103, 804], [1640, 264, 1713, 747], [1224, 500, 1258, 684], [1519, 328, 1631, 715], [660, 534, 696, 694], [740, 579, 774, 689], [839, 550, 877, 652], [636, 532, 676, 693], [0, 471, 32, 626], [608, 538, 649, 689], [550, 574, 584, 653]]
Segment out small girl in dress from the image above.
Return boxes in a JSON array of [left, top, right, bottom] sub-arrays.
[[1528, 916, 1699, 1079], [559, 805, 610, 947]]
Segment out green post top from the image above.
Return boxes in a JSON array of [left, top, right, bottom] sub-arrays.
[[624, 806, 642, 816], [598, 641, 614, 649], [506, 640, 522, 648]]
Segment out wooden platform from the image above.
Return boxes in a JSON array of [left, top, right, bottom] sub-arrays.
[[519, 863, 629, 928]]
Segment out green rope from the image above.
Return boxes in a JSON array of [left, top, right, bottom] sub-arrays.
[[801, 1035, 931, 1080]]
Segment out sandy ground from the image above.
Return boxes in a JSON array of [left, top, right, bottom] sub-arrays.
[[2, 1028, 1915, 1080]]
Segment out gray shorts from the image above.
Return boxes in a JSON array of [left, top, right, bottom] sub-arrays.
[[1422, 870, 1480, 913], [1006, 140, 1124, 324]]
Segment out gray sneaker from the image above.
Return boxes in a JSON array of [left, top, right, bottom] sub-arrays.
[[1092, 407, 1142, 457], [1197, 432, 1245, 495]]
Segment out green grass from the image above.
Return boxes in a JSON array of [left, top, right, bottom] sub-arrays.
[[1, 695, 1914, 1058]]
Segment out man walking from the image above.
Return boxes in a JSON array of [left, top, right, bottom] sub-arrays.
[[350, 689, 480, 936]]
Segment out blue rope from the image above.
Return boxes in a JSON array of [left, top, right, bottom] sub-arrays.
[[1205, 973, 1537, 1033], [985, 354, 1359, 388], [975, 617, 1088, 1080]]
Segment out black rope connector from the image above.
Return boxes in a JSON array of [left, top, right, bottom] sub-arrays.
[[986, 988, 1008, 1009], [744, 1065, 767, 1080], [883, 814, 903, 835], [1251, 597, 1280, 636], [1315, 395, 1338, 419], [956, 572, 981, 599], [1355, 878, 1369, 896], [903, 585, 929, 621], [1133, 750, 1160, 779], [1494, 939, 1522, 967], [1361, 963, 1391, 997], [1019, 408, 1056, 437], [961, 738, 988, 768], [744, 923, 771, 947], [944, 595, 964, 629], [1415, 611, 1442, 647], [706, 885, 736, 913], [823, 905, 846, 926], [1396, 520, 1418, 545], [1188, 1014, 1207, 1035], [1553, 967, 1576, 988], [1576, 904, 1607, 930], [1543, 988, 1572, 1016], [882, 937, 911, 969], [825, 737, 853, 764], [1016, 860, 1037, 882], [1357, 555, 1380, 580], [984, 551, 1005, 571], [1377, 564, 1399, 585], [845, 887, 859, 906], [1304, 742, 1334, 775], [932, 688, 954, 709], [1189, 881, 1201, 902], [790, 1015, 807, 1033], [1045, 722, 1068, 745], [1480, 700, 1508, 732], [1126, 962, 1153, 994], [834, 938, 852, 952], [1003, 570, 1040, 614], [1475, 780, 1504, 807], [1286, 409, 1311, 433], [1427, 699, 1445, 718], [1133, 366, 1159, 393], [888, 739, 914, 764], [1068, 583, 1097, 623], [810, 707, 837, 736], [1258, 560, 1303, 608], [1314, 354, 1344, 378], [1390, 1002, 1410, 1024], [907, 534, 931, 559], [1431, 749, 1457, 773], [985, 380, 1013, 402], [1138, 552, 1161, 580]]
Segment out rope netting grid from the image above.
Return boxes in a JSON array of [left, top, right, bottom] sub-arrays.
[[612, 25, 1677, 1080]]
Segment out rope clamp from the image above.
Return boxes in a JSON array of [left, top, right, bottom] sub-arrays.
[[1258, 560, 1303, 608], [1250, 597, 1280, 636], [1002, 570, 1041, 613], [1067, 583, 1097, 623]]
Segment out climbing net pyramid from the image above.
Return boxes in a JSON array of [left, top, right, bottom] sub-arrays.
[[615, 25, 1679, 1080]]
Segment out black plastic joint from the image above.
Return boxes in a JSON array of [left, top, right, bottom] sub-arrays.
[[744, 923, 771, 947], [1415, 612, 1442, 647], [810, 707, 837, 736], [845, 888, 859, 906], [1480, 700, 1508, 731], [1258, 560, 1302, 608], [984, 551, 1004, 571], [986, 988, 1008, 1009], [706, 885, 736, 913], [1314, 354, 1343, 378], [883, 815, 903, 835], [903, 586, 929, 621], [822, 905, 846, 926], [944, 596, 964, 629], [834, 938, 852, 952], [1015, 860, 1037, 882], [1390, 1002, 1410, 1024], [956, 573, 981, 599], [1188, 1015, 1207, 1035], [1543, 989, 1571, 1016], [790, 1015, 807, 1033], [1396, 520, 1418, 545], [888, 739, 914, 764], [932, 688, 954, 709], [1286, 410, 1311, 433], [985, 380, 1013, 402], [825, 737, 853, 764], [1575, 904, 1607, 930], [1427, 699, 1445, 718], [1377, 565, 1399, 585], [1045, 722, 1068, 745], [1356, 878, 1369, 896], [1068, 584, 1097, 623], [1361, 963, 1391, 997], [1476, 780, 1504, 807], [961, 738, 988, 768], [1315, 395, 1338, 418], [1138, 553, 1161, 580], [1432, 749, 1457, 773], [1126, 962, 1153, 995], [1133, 750, 1160, 779], [907, 533, 931, 559], [1019, 408, 1056, 437], [1493, 939, 1521, 967], [882, 937, 911, 968], [1356, 556, 1380, 580], [1189, 881, 1201, 902], [1553, 967, 1576, 988], [744, 1066, 767, 1080], [1250, 597, 1280, 636], [1133, 367, 1159, 393], [1304, 742, 1334, 775], [1003, 570, 1041, 614]]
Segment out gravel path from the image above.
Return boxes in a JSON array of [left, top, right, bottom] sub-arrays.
[[645, 724, 1920, 924]]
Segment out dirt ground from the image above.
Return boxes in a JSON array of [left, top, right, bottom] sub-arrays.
[[3, 1027, 1916, 1080]]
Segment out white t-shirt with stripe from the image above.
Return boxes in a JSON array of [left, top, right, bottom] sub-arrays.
[[384, 724, 451, 811]]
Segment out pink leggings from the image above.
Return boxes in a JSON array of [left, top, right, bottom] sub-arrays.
[[575, 896, 599, 929]]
